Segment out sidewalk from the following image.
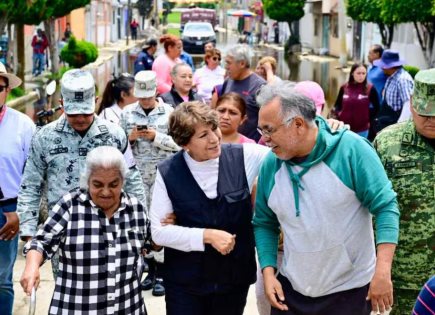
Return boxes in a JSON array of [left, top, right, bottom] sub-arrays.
[[12, 240, 260, 314]]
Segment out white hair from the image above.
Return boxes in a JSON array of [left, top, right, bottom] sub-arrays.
[[226, 44, 252, 68], [256, 81, 317, 125], [80, 146, 127, 189]]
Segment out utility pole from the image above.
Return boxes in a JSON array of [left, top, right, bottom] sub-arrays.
[[337, 0, 347, 68], [127, 0, 131, 45]]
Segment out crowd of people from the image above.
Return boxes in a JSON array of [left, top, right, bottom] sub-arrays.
[[0, 33, 433, 315]]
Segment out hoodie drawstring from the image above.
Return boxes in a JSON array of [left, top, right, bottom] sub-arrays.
[[286, 164, 310, 217]]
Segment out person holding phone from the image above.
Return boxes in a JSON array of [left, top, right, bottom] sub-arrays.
[[120, 70, 179, 297]]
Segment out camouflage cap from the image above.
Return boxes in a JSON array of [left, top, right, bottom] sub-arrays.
[[134, 70, 157, 98], [412, 68, 435, 116], [61, 69, 95, 115]]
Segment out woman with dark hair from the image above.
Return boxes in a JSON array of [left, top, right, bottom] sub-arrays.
[[215, 92, 255, 144], [150, 101, 269, 315], [152, 34, 182, 95], [333, 63, 380, 138], [98, 73, 136, 123], [160, 63, 198, 108], [193, 48, 225, 104]]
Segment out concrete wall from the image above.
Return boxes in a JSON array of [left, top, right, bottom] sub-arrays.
[[70, 8, 86, 41]]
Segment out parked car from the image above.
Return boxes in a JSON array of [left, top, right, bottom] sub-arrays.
[[181, 22, 216, 54], [180, 8, 218, 32]]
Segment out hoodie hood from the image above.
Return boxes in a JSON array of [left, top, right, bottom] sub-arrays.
[[284, 116, 347, 216]]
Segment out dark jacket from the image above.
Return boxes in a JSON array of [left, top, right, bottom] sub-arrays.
[[158, 144, 257, 294], [134, 50, 155, 75], [159, 85, 198, 108]]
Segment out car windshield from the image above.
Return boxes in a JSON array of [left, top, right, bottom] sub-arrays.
[[185, 24, 212, 32]]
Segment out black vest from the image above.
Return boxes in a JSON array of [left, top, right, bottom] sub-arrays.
[[158, 144, 256, 292]]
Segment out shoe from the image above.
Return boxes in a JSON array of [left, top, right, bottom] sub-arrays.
[[141, 274, 154, 291], [152, 278, 165, 296]]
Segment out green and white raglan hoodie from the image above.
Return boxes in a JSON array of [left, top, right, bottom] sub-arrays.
[[253, 116, 399, 298]]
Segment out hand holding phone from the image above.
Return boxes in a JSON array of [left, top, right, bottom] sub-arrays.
[[137, 125, 148, 130]]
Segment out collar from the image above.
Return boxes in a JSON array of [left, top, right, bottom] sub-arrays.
[[78, 189, 128, 213], [386, 67, 403, 82], [170, 85, 196, 101], [54, 114, 109, 138], [401, 120, 434, 151], [132, 101, 166, 117]]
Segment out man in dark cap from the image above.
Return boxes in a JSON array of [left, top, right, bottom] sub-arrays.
[[373, 49, 414, 133], [134, 38, 158, 75]]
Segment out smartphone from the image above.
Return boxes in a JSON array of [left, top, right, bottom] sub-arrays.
[[137, 125, 148, 130]]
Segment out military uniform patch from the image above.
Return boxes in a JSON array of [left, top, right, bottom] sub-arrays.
[[49, 147, 68, 155]]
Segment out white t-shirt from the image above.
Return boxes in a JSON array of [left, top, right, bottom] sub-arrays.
[[150, 143, 269, 252], [193, 65, 225, 103]]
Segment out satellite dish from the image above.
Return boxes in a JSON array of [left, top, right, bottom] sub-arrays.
[[46, 81, 56, 96]]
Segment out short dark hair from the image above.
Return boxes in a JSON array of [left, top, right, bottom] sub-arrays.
[[97, 73, 134, 114], [169, 101, 219, 146], [216, 92, 247, 117], [371, 44, 383, 58]]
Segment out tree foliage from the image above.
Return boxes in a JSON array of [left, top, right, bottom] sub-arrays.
[[136, 0, 153, 19], [262, 0, 305, 39], [346, 0, 394, 47], [262, 0, 305, 24], [5, 0, 90, 25], [347, 0, 435, 65]]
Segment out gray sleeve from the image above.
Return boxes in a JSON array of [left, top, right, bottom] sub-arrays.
[[17, 134, 47, 237], [124, 166, 147, 209], [153, 131, 180, 152]]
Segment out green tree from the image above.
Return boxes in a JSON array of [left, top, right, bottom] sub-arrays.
[[347, 0, 435, 65], [382, 0, 435, 66], [346, 0, 394, 48], [3, 0, 90, 88], [262, 0, 305, 48], [136, 0, 154, 28]]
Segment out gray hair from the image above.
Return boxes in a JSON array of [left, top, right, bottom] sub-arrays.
[[80, 146, 127, 189], [256, 81, 317, 125], [170, 63, 191, 78], [226, 45, 252, 68]]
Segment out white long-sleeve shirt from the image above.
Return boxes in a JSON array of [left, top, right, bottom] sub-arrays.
[[150, 143, 269, 252]]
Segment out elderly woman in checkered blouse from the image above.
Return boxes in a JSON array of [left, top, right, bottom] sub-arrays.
[[20, 146, 152, 315]]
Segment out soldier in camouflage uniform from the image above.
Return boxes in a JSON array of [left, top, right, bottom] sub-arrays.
[[374, 68, 435, 315], [120, 70, 179, 296], [120, 71, 179, 209], [17, 69, 146, 277]]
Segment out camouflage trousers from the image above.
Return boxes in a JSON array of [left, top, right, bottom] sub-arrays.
[[51, 252, 60, 280], [390, 289, 419, 315]]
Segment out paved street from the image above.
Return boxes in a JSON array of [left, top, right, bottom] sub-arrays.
[[12, 241, 260, 315]]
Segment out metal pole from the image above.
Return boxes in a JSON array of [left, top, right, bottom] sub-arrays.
[[337, 0, 347, 68], [127, 0, 131, 45]]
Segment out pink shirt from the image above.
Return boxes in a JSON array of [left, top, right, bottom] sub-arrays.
[[152, 54, 182, 95], [238, 134, 256, 144]]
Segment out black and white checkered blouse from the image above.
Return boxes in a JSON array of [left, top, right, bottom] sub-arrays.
[[25, 189, 149, 315]]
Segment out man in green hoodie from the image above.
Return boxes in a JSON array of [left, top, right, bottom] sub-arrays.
[[253, 81, 399, 315]]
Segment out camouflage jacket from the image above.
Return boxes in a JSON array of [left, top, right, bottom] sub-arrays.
[[120, 99, 179, 180], [374, 120, 434, 290], [17, 115, 146, 237]]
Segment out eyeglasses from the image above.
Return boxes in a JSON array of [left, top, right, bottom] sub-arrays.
[[0, 85, 8, 93], [212, 56, 221, 61], [257, 117, 296, 138]]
